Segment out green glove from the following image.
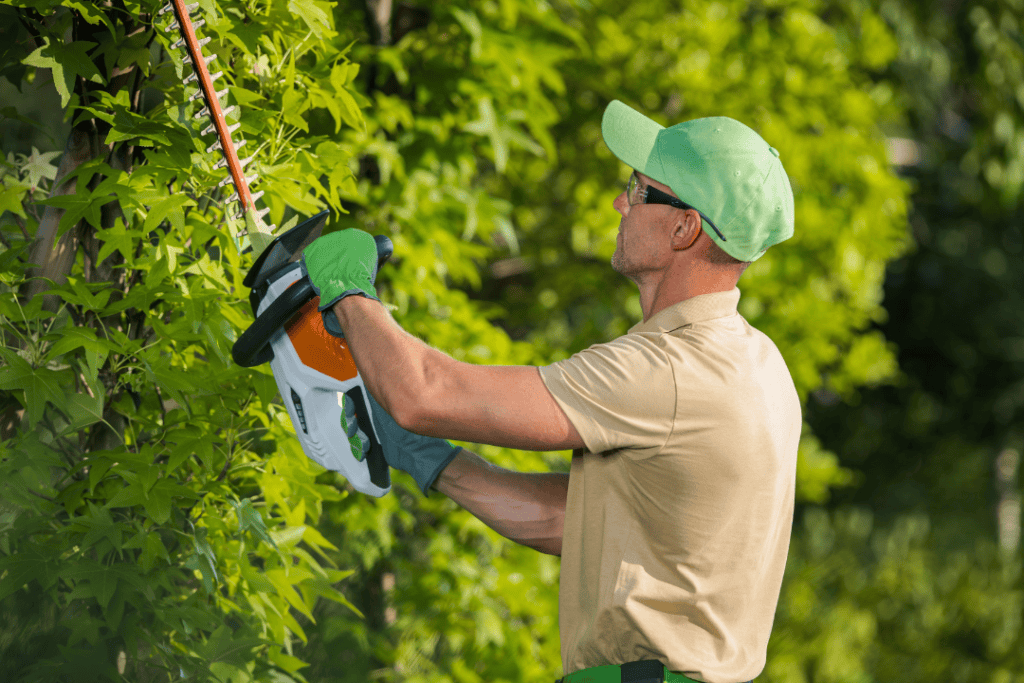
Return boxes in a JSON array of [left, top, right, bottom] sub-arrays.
[[365, 390, 462, 497], [302, 228, 381, 309]]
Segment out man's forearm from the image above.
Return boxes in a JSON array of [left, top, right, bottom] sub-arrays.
[[332, 295, 443, 425], [433, 449, 568, 557]]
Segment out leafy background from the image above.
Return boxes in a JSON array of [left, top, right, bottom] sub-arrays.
[[0, 0, 1021, 681]]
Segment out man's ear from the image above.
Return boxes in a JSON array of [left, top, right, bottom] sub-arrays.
[[672, 210, 702, 250]]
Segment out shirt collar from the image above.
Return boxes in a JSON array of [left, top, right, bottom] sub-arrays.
[[628, 287, 741, 335]]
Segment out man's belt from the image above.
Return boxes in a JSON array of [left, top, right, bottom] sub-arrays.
[[556, 660, 702, 683]]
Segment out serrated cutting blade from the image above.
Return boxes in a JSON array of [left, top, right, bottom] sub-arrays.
[[162, 0, 275, 256]]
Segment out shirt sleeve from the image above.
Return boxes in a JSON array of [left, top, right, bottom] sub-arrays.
[[538, 334, 676, 456]]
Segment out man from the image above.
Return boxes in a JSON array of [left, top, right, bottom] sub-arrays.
[[302, 100, 801, 683]]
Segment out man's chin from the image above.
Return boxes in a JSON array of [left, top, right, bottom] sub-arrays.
[[611, 253, 640, 282]]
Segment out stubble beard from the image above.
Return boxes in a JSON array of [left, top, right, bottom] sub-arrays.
[[611, 233, 626, 274], [611, 231, 641, 278]]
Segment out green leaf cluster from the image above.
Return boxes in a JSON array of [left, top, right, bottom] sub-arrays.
[[769, 508, 1023, 683], [793, 0, 1024, 678], [0, 0, 373, 680]]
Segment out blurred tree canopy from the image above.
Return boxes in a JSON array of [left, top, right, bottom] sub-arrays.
[[0, 0, 1018, 682], [793, 0, 1024, 679], [810, 0, 1024, 549]]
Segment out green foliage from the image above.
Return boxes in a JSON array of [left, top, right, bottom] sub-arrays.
[[797, 0, 1024, 678], [807, 0, 1024, 573], [291, 0, 912, 680], [769, 508, 1024, 683], [0, 0, 371, 679], [0, 0, 925, 681]]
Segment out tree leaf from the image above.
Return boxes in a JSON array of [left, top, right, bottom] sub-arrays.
[[0, 184, 28, 218], [231, 497, 277, 549], [240, 563, 275, 593], [143, 194, 192, 234], [141, 533, 168, 574], [93, 222, 138, 263], [301, 575, 362, 618], [267, 647, 309, 674], [38, 191, 97, 238], [23, 39, 102, 107], [287, 0, 331, 37], [166, 429, 213, 474], [44, 327, 115, 366], [91, 570, 117, 610], [106, 481, 146, 509], [264, 569, 313, 620], [269, 525, 305, 550], [80, 502, 120, 551], [58, 391, 105, 434], [0, 348, 66, 429], [334, 86, 364, 131], [0, 548, 48, 601], [20, 146, 61, 190]]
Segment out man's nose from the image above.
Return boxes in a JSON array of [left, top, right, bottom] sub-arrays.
[[613, 191, 629, 217]]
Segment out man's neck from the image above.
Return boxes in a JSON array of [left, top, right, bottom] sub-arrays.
[[637, 267, 738, 321]]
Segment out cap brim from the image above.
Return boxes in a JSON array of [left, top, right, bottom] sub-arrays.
[[601, 100, 663, 177]]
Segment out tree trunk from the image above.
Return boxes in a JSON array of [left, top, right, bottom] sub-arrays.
[[19, 123, 101, 312]]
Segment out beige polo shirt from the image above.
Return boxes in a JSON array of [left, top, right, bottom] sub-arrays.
[[538, 287, 801, 683]]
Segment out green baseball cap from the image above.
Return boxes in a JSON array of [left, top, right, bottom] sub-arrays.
[[601, 99, 794, 262]]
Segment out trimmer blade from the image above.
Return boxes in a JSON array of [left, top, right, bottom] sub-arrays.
[[163, 0, 277, 255]]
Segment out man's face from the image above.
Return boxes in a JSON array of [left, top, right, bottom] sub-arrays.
[[611, 171, 682, 279]]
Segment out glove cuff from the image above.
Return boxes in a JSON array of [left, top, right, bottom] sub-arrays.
[[318, 291, 381, 339], [317, 288, 380, 311], [420, 446, 463, 497]]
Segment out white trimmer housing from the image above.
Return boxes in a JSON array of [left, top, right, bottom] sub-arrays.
[[258, 264, 391, 497]]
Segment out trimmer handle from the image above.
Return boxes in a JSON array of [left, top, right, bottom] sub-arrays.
[[232, 234, 392, 368]]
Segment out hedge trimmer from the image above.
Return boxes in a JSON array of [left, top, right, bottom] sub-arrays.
[[162, 0, 392, 496]]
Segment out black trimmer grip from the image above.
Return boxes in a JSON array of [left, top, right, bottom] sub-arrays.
[[232, 275, 314, 367], [345, 386, 391, 490], [373, 234, 393, 268]]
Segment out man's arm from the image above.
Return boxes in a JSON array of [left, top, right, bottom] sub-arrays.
[[333, 295, 586, 452], [432, 449, 568, 556]]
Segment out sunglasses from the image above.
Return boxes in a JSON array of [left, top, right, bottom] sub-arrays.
[[626, 172, 727, 243]]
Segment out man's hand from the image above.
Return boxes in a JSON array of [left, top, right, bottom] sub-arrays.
[[302, 228, 381, 308]]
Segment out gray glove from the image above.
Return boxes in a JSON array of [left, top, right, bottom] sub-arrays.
[[365, 390, 462, 497]]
